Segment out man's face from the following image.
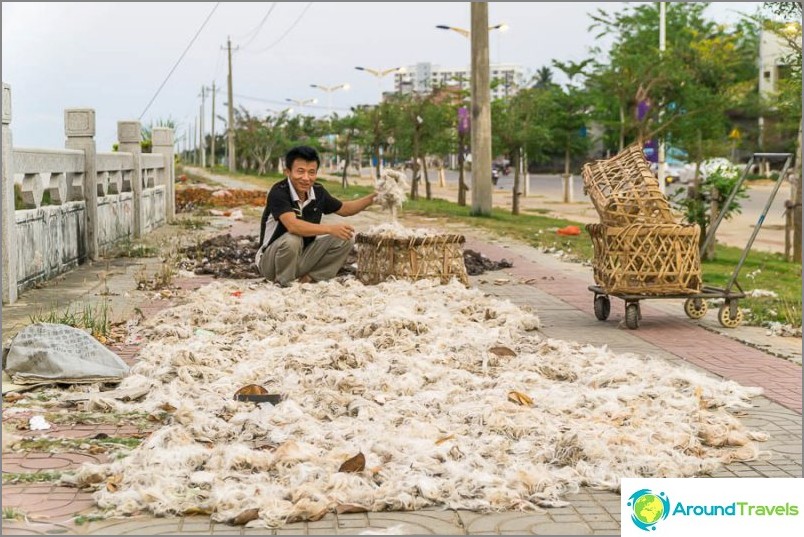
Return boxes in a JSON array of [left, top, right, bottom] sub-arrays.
[[286, 158, 318, 195]]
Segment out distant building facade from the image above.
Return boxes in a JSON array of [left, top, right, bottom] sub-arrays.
[[393, 62, 525, 100]]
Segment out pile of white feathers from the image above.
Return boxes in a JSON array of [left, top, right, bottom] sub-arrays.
[[62, 279, 768, 527]]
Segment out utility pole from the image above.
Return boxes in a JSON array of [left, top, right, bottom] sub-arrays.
[[193, 116, 197, 164], [199, 86, 206, 168], [657, 1, 667, 194], [470, 2, 492, 216], [210, 81, 216, 168], [225, 36, 237, 172]]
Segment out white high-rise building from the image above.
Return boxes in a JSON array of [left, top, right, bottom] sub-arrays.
[[394, 62, 525, 100]]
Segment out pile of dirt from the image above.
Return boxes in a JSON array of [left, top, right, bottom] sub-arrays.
[[177, 236, 512, 280], [463, 249, 513, 275], [178, 234, 261, 279]]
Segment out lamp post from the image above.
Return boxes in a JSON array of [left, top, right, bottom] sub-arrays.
[[310, 84, 350, 171], [285, 97, 317, 117], [309, 83, 350, 117], [354, 66, 404, 98]]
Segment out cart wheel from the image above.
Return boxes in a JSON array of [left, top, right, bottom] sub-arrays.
[[625, 303, 640, 330], [594, 295, 611, 321], [718, 303, 743, 328], [684, 298, 708, 319]]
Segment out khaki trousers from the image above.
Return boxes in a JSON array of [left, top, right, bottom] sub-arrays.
[[258, 233, 353, 286]]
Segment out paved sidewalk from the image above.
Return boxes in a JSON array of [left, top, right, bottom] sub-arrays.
[[2, 199, 801, 535]]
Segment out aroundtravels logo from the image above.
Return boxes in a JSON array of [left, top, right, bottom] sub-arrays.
[[627, 489, 671, 531]]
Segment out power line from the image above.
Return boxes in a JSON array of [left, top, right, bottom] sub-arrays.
[[238, 3, 277, 49], [139, 2, 221, 120], [250, 2, 313, 54]]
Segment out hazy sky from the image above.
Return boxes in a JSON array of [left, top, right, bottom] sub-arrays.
[[2, 2, 764, 151]]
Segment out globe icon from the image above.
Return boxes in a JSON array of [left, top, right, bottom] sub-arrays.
[[633, 494, 664, 525]]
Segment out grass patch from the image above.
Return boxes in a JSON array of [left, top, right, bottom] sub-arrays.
[[108, 238, 159, 259], [28, 301, 111, 338], [2, 471, 63, 484], [170, 217, 207, 230], [74, 513, 107, 525], [2, 507, 25, 520], [15, 436, 142, 452], [44, 410, 154, 427]]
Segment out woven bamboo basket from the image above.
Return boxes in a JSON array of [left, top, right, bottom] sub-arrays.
[[586, 222, 702, 295], [355, 233, 469, 286], [582, 144, 676, 226]]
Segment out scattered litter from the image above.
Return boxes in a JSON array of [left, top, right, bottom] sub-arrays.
[[746, 289, 778, 298], [556, 225, 582, 236], [29, 415, 51, 430]]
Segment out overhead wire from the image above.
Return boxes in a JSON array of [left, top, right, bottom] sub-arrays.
[[250, 2, 313, 54], [138, 2, 220, 120], [238, 3, 277, 50]]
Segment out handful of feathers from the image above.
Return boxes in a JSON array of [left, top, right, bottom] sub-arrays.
[[375, 169, 409, 219]]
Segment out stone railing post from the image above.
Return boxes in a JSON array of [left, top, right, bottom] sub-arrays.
[[2, 83, 18, 304], [117, 121, 142, 237], [64, 108, 98, 262], [151, 127, 175, 222]]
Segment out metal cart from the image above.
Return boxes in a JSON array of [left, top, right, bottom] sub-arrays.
[[589, 152, 793, 329]]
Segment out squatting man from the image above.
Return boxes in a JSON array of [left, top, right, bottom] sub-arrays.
[[255, 145, 376, 286]]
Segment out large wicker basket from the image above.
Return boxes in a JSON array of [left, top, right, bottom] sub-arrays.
[[587, 222, 702, 295], [582, 144, 676, 226], [355, 233, 469, 286]]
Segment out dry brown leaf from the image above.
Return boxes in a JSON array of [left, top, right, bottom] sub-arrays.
[[231, 508, 260, 526], [234, 384, 269, 397], [435, 434, 455, 445], [88, 445, 107, 455], [338, 452, 365, 473], [106, 474, 122, 492], [159, 403, 177, 413], [508, 390, 533, 406], [489, 346, 517, 357], [183, 506, 212, 516], [3, 392, 24, 402], [336, 503, 369, 514]]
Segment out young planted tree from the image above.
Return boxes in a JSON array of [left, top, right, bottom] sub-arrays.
[[491, 88, 553, 215]]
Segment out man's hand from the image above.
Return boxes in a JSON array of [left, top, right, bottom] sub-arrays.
[[328, 223, 355, 240]]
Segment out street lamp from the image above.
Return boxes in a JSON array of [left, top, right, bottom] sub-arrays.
[[285, 97, 317, 116], [309, 83, 350, 117], [435, 23, 508, 39], [355, 66, 405, 97]]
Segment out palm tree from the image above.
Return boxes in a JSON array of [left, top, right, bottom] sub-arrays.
[[533, 66, 554, 89]]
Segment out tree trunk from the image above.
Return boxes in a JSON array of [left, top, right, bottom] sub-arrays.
[[423, 156, 432, 200], [341, 132, 351, 188], [373, 144, 381, 180], [619, 103, 625, 152], [512, 148, 521, 216], [458, 132, 467, 206], [562, 142, 572, 203], [410, 131, 421, 200]]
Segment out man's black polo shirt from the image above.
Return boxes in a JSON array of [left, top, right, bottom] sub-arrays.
[[258, 179, 343, 252]]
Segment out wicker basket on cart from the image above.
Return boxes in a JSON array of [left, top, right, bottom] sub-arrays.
[[582, 144, 677, 226], [583, 144, 702, 295], [587, 223, 702, 295], [356, 232, 469, 286]]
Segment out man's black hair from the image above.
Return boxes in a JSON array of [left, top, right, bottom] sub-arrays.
[[285, 145, 321, 171]]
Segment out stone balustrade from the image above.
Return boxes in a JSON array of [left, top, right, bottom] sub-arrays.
[[1, 82, 175, 304]]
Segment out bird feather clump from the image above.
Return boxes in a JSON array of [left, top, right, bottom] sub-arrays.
[[62, 279, 768, 527], [375, 169, 409, 220]]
